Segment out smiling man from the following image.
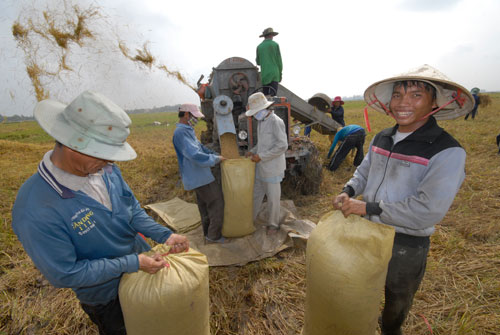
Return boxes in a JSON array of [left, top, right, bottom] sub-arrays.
[[332, 65, 473, 335], [12, 91, 189, 334]]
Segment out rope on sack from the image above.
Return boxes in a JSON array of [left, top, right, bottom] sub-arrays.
[[418, 313, 434, 334], [161, 249, 172, 268]]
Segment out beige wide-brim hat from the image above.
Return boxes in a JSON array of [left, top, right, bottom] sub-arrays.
[[34, 91, 137, 161], [245, 92, 274, 116], [364, 64, 474, 120]]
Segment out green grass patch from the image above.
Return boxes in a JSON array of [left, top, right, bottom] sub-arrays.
[[0, 121, 53, 143]]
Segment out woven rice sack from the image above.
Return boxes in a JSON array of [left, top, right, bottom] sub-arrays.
[[221, 158, 256, 237], [119, 245, 209, 335], [303, 211, 395, 335]]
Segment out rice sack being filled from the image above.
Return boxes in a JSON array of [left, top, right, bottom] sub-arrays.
[[119, 244, 209, 335], [221, 158, 256, 237]]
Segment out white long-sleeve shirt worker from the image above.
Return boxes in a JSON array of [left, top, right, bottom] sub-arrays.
[[250, 111, 288, 178]]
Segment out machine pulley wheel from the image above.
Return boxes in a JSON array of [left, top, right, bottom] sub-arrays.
[[213, 95, 234, 115], [229, 72, 250, 95]]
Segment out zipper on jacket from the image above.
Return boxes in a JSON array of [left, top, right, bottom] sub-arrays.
[[372, 137, 396, 211]]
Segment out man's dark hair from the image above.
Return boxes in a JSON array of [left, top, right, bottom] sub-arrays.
[[178, 111, 186, 118], [393, 80, 437, 101]]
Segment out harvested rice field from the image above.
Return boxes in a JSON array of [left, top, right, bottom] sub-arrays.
[[1, 95, 499, 334]]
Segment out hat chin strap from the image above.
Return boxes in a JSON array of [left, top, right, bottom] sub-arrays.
[[418, 88, 465, 120], [368, 88, 466, 121], [367, 94, 395, 119]]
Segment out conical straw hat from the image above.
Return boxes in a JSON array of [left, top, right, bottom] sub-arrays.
[[364, 64, 473, 120]]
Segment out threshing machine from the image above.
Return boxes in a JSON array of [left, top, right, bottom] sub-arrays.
[[197, 57, 342, 195]]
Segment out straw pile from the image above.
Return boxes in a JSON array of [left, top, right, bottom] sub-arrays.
[[281, 137, 323, 197], [478, 94, 491, 108]]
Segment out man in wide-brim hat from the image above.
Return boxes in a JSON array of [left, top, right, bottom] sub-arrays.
[[333, 65, 473, 335], [12, 90, 189, 334], [259, 27, 279, 38], [256, 27, 283, 97], [245, 92, 288, 235]]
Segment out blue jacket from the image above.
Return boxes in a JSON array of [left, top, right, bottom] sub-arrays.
[[173, 123, 220, 191], [327, 125, 364, 158], [330, 106, 345, 126], [12, 163, 172, 305], [472, 94, 480, 112]]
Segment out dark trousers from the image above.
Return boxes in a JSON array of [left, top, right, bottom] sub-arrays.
[[464, 107, 478, 120], [81, 296, 126, 335], [304, 126, 312, 137], [262, 81, 278, 96], [328, 130, 365, 171], [496, 133, 500, 153], [380, 233, 430, 335], [194, 180, 224, 240]]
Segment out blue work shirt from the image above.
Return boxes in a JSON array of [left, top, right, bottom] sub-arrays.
[[327, 125, 365, 158], [173, 123, 220, 191], [12, 162, 172, 305]]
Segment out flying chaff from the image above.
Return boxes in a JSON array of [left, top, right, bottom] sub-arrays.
[[12, 0, 99, 101]]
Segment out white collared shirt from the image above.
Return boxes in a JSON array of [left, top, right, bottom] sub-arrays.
[[42, 150, 112, 210]]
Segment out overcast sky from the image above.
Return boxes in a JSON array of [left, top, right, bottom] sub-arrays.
[[1, 0, 499, 116]]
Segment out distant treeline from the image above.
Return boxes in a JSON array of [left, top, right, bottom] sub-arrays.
[[0, 104, 187, 123], [0, 115, 35, 123], [126, 104, 182, 114], [2, 91, 497, 123], [342, 95, 364, 101]]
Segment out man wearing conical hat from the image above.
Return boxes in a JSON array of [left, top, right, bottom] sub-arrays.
[[256, 27, 283, 97], [333, 65, 473, 335], [464, 87, 481, 120]]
